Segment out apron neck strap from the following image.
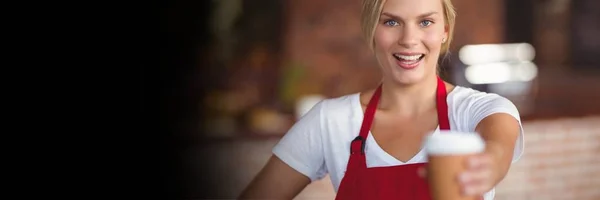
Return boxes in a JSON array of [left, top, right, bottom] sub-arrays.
[[351, 76, 450, 155], [435, 76, 450, 130]]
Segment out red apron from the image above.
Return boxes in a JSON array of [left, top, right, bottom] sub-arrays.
[[335, 76, 450, 200]]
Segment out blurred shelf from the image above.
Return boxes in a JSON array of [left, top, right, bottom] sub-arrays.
[[521, 67, 600, 121]]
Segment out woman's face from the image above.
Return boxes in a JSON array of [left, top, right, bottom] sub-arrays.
[[373, 0, 448, 85]]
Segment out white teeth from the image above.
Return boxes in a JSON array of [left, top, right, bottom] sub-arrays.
[[394, 54, 423, 61]]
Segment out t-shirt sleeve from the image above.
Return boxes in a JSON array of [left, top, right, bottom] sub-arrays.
[[463, 94, 525, 163], [272, 100, 328, 181]]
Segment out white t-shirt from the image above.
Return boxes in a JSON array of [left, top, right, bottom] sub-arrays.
[[273, 86, 525, 200]]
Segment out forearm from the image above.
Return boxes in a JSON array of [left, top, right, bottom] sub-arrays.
[[483, 140, 512, 185], [476, 113, 520, 186]]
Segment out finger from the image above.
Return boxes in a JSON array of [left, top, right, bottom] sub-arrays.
[[459, 167, 492, 184], [467, 154, 493, 169], [462, 180, 493, 196], [459, 170, 494, 195]]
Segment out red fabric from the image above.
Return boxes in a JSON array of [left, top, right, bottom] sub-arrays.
[[335, 77, 450, 200]]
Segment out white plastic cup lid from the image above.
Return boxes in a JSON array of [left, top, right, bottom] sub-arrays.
[[423, 131, 486, 155]]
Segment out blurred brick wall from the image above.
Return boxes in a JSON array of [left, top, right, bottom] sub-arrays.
[[188, 116, 600, 199], [281, 0, 380, 98], [451, 0, 505, 48], [494, 117, 600, 200]]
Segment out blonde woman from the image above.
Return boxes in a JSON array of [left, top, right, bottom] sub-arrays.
[[240, 0, 523, 199]]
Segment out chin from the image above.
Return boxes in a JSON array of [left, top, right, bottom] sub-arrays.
[[387, 60, 430, 85], [389, 72, 427, 85]]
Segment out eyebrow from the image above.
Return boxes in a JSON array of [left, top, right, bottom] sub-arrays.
[[381, 11, 439, 20]]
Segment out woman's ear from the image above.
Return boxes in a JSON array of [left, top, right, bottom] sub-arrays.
[[443, 24, 449, 42]]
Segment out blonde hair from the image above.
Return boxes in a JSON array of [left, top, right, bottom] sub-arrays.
[[361, 0, 456, 55]]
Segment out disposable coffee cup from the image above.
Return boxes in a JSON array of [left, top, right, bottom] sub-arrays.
[[423, 131, 486, 200]]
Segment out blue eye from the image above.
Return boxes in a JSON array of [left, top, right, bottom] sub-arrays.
[[420, 20, 433, 27], [384, 20, 399, 26]]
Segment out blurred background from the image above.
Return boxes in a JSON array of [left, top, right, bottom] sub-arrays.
[[159, 0, 600, 199]]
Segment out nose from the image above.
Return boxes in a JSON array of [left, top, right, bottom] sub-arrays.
[[397, 25, 419, 48]]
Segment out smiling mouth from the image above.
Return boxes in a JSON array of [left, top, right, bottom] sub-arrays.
[[393, 53, 425, 69]]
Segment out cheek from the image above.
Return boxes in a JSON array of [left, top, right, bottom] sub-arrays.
[[423, 30, 443, 50], [374, 28, 398, 52]]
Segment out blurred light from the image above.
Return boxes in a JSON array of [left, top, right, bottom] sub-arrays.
[[465, 61, 538, 84], [459, 43, 536, 65], [514, 61, 538, 81], [465, 63, 512, 84]]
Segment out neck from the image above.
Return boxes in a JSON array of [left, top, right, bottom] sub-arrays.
[[378, 74, 440, 117]]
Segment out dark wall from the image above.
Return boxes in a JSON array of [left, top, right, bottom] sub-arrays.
[[504, 0, 534, 44], [571, 0, 600, 68]]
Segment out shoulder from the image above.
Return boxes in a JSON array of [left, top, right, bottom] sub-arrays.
[[448, 86, 521, 130], [448, 86, 504, 102], [287, 92, 360, 134], [272, 93, 360, 181], [448, 86, 517, 111], [305, 93, 360, 119]]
